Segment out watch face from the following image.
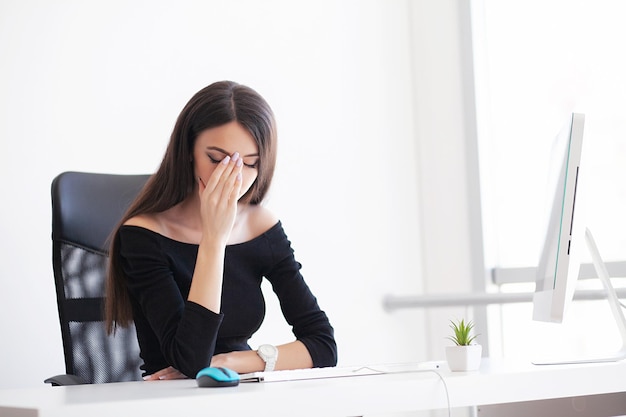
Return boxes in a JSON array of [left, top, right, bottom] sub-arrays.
[[259, 344, 277, 358]]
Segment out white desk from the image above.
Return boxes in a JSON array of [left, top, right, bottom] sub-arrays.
[[1, 359, 626, 417]]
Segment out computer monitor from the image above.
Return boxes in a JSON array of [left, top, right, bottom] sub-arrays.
[[532, 113, 585, 324], [531, 112, 626, 364]]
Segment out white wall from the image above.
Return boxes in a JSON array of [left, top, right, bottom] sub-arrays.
[[0, 0, 475, 389]]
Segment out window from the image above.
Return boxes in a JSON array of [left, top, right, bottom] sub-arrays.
[[472, 0, 626, 359]]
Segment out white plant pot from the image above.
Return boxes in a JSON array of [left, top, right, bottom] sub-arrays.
[[445, 344, 482, 372]]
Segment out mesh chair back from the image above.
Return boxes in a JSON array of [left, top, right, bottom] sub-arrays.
[[51, 171, 149, 383]]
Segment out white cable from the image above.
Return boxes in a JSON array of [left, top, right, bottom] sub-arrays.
[[423, 369, 451, 417]]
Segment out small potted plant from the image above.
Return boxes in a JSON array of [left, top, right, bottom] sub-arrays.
[[445, 318, 482, 371]]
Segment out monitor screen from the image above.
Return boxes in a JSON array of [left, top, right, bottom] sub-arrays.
[[532, 113, 585, 323]]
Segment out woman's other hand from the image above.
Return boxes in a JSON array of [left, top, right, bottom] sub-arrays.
[[142, 366, 188, 381]]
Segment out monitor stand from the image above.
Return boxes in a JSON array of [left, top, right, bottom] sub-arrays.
[[532, 228, 626, 365]]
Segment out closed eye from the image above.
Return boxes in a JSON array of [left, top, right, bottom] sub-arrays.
[[207, 154, 223, 164], [207, 152, 258, 169]]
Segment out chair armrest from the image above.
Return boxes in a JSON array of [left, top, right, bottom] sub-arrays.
[[44, 374, 89, 386]]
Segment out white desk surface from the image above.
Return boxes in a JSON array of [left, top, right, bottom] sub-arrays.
[[1, 358, 626, 417]]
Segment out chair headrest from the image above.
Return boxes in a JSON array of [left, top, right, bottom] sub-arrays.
[[51, 172, 150, 253]]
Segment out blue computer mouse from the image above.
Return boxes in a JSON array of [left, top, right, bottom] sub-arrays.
[[196, 366, 240, 388]]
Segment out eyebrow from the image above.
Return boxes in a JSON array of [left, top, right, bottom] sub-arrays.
[[205, 146, 259, 158]]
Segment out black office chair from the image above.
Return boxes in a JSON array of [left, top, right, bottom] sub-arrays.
[[45, 172, 150, 385]]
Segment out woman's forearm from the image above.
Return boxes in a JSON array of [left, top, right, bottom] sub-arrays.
[[211, 340, 313, 374], [187, 239, 225, 313]]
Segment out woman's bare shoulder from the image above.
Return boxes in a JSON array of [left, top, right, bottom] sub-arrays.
[[228, 204, 279, 245], [246, 204, 279, 233], [123, 213, 163, 233]]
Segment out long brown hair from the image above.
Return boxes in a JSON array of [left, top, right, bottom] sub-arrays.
[[105, 81, 277, 334]]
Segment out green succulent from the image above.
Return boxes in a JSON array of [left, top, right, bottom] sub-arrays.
[[446, 319, 479, 346]]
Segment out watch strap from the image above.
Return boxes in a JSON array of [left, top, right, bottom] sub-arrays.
[[257, 344, 278, 372]]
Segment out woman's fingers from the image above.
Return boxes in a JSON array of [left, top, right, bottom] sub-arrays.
[[197, 155, 228, 200], [197, 152, 243, 242], [230, 170, 243, 203], [143, 366, 187, 381], [204, 153, 237, 192], [220, 156, 243, 202], [203, 152, 242, 203]]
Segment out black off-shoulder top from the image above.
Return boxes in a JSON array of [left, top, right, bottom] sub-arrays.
[[118, 221, 337, 378]]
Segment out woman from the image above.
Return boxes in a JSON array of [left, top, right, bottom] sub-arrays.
[[105, 81, 337, 380]]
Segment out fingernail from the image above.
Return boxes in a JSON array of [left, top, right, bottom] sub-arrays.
[[222, 156, 231, 165], [231, 152, 240, 161], [236, 158, 243, 167], [237, 172, 242, 181]]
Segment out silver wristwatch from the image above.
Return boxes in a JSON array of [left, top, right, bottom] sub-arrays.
[[257, 344, 278, 372]]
